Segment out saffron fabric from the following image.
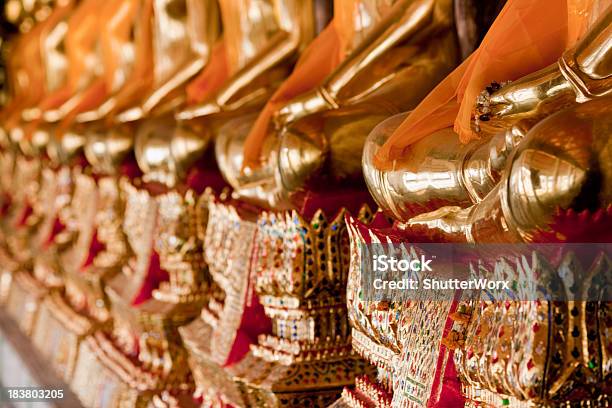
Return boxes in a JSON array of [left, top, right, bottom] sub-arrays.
[[241, 22, 344, 169], [374, 0, 603, 169]]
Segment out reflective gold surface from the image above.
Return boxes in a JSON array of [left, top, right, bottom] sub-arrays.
[[84, 126, 134, 175], [117, 0, 221, 122], [363, 8, 612, 239], [408, 97, 612, 243], [176, 0, 328, 121], [134, 116, 211, 187], [0, 1, 610, 408], [221, 0, 460, 209], [362, 114, 528, 221], [475, 8, 612, 135]]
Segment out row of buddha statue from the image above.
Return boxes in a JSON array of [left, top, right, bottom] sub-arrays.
[[0, 0, 609, 406]]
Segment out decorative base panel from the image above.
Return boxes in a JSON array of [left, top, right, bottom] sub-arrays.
[[5, 271, 46, 335], [229, 351, 371, 408], [74, 331, 156, 408], [329, 376, 392, 408], [31, 291, 95, 383], [182, 329, 245, 407], [72, 336, 151, 408]]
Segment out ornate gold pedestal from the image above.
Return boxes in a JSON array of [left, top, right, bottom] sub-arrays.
[[4, 271, 46, 335], [228, 207, 375, 407], [334, 213, 461, 408], [31, 291, 95, 381], [330, 375, 392, 408], [180, 199, 265, 407], [73, 331, 157, 408], [453, 251, 611, 408], [76, 185, 210, 407], [5, 164, 75, 333]]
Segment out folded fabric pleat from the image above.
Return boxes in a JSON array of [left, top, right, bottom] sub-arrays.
[[241, 22, 344, 169], [186, 41, 230, 105], [374, 0, 600, 170]]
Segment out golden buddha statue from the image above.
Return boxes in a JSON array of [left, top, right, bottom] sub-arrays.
[[140, 0, 334, 188], [151, 1, 342, 405], [442, 97, 611, 404], [216, 0, 462, 210], [341, 3, 611, 407], [407, 99, 611, 244], [361, 5, 612, 242], [201, 0, 478, 406], [115, 0, 222, 123], [64, 2, 221, 405], [109, 1, 330, 405]]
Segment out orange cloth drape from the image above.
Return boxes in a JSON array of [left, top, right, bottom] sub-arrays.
[[100, 0, 139, 93], [374, 0, 603, 169], [241, 0, 365, 169], [185, 41, 230, 105], [241, 22, 345, 169]]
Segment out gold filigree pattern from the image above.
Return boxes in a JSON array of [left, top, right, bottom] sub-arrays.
[[229, 205, 375, 407], [453, 251, 611, 407], [180, 198, 259, 406]]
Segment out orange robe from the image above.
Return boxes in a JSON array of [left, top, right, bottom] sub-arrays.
[[241, 0, 387, 169], [374, 0, 606, 169]]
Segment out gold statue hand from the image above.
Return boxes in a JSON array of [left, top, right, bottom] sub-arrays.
[[177, 0, 321, 120], [475, 8, 612, 134], [407, 97, 612, 243], [276, 0, 454, 128], [273, 87, 337, 130], [475, 65, 576, 134]]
